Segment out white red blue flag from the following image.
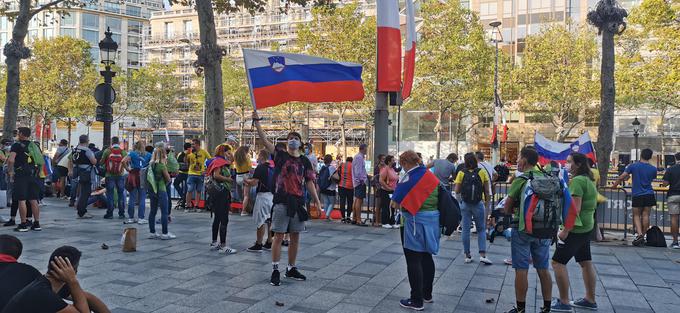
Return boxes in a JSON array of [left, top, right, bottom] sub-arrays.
[[377, 0, 402, 92], [534, 132, 596, 166], [243, 49, 365, 110], [401, 0, 416, 99]]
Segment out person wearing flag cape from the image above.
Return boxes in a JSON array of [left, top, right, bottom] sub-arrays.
[[390, 150, 440, 311]]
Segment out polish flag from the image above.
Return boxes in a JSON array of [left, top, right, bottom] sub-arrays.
[[377, 0, 401, 92], [401, 0, 416, 100]]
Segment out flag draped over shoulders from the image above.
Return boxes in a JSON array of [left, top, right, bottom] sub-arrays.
[[392, 166, 439, 216]]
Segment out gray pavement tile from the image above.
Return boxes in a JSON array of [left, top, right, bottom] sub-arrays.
[[297, 290, 346, 310], [196, 300, 250, 313], [327, 303, 372, 313], [152, 304, 200, 313], [638, 286, 680, 304]]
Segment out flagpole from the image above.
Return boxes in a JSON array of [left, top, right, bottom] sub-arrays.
[[242, 49, 258, 114]]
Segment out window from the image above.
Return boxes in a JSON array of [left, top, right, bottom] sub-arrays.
[[60, 13, 75, 26], [128, 52, 140, 66], [164, 49, 172, 61], [517, 25, 527, 39], [164, 22, 174, 39], [126, 5, 142, 17], [82, 13, 99, 29], [128, 35, 141, 49], [183, 20, 193, 34], [128, 21, 142, 35], [0, 17, 7, 31], [43, 28, 54, 38], [82, 29, 99, 45], [90, 48, 99, 63], [112, 34, 121, 44], [503, 0, 513, 18], [502, 27, 513, 42], [518, 0, 527, 13], [60, 28, 76, 37], [29, 16, 39, 28], [525, 113, 551, 123], [106, 17, 122, 32], [480, 2, 498, 19], [0, 33, 7, 47], [104, 1, 121, 13], [27, 30, 38, 41]]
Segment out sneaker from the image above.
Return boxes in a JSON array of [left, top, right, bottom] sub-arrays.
[[137, 219, 148, 225], [30, 221, 41, 231], [270, 269, 281, 286], [247, 243, 263, 253], [210, 242, 220, 251], [26, 220, 33, 227], [632, 235, 645, 247], [540, 307, 551, 313], [423, 296, 433, 303], [282, 240, 289, 247], [464, 255, 473, 263], [219, 246, 237, 254], [103, 214, 113, 219], [160, 233, 177, 240], [15, 223, 29, 232], [671, 242, 680, 249], [382, 224, 392, 229], [124, 219, 136, 224], [77, 214, 94, 219], [570, 298, 597, 310], [285, 267, 306, 281], [3, 219, 16, 227], [263, 241, 272, 250], [480, 256, 493, 265], [68, 202, 75, 207], [504, 307, 525, 313], [149, 233, 160, 239], [240, 211, 249, 216], [392, 224, 400, 229], [399, 298, 424, 311], [471, 225, 477, 234], [503, 258, 513, 266], [551, 298, 574, 312]]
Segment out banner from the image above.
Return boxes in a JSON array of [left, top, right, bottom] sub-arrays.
[[377, 0, 402, 91], [534, 132, 596, 165], [401, 0, 416, 99]]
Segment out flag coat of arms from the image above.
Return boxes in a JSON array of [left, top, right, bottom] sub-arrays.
[[391, 166, 440, 216], [243, 49, 365, 110]]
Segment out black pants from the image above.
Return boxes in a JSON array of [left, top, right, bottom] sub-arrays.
[[173, 173, 187, 203], [338, 187, 354, 219], [211, 190, 230, 244], [166, 182, 172, 215], [404, 248, 435, 304], [379, 189, 393, 225], [76, 180, 91, 217]]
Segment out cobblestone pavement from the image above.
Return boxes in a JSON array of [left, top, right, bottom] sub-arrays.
[[2, 198, 680, 313]]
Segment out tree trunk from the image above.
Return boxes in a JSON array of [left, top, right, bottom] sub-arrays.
[[454, 111, 462, 155], [238, 114, 245, 146], [435, 109, 443, 159], [196, 0, 225, 151], [67, 118, 72, 146], [2, 1, 32, 140], [596, 29, 616, 187]]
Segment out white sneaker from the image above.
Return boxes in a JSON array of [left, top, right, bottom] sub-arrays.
[[219, 246, 237, 254], [160, 233, 176, 240], [471, 225, 477, 234], [240, 211, 249, 216], [210, 242, 220, 251], [137, 219, 148, 225], [464, 256, 473, 263], [382, 224, 392, 229], [124, 219, 136, 224], [480, 256, 493, 265], [148, 233, 160, 239], [392, 224, 400, 229]]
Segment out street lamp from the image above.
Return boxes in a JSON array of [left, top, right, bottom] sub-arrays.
[[489, 21, 503, 166], [95, 27, 119, 148], [131, 121, 136, 145], [632, 117, 641, 161]]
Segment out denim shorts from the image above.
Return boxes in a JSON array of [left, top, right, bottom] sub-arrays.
[[186, 175, 204, 193], [354, 183, 367, 199], [511, 228, 551, 270]]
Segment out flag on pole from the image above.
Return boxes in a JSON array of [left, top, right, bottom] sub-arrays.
[[534, 132, 596, 165], [243, 49, 365, 110], [401, 0, 416, 100], [377, 0, 402, 92]]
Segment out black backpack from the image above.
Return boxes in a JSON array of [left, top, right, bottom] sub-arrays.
[[318, 165, 331, 190], [437, 184, 461, 236], [645, 226, 667, 247], [460, 168, 483, 204]]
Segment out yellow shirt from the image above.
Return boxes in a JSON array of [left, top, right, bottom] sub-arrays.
[[591, 168, 601, 186], [235, 161, 251, 174], [454, 168, 491, 201], [187, 149, 211, 176]]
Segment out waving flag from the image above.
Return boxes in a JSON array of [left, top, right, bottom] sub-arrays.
[[243, 49, 365, 110], [534, 132, 596, 166], [377, 0, 402, 91], [392, 165, 439, 216], [401, 0, 416, 99]]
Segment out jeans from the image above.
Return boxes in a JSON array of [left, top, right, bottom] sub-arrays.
[[76, 180, 91, 217], [404, 247, 434, 304], [380, 189, 393, 225], [211, 190, 230, 243], [148, 190, 169, 234], [69, 177, 78, 204], [173, 173, 187, 202], [106, 176, 126, 216], [321, 192, 336, 218], [127, 187, 146, 219], [88, 194, 107, 207], [461, 201, 487, 255], [338, 187, 354, 219]]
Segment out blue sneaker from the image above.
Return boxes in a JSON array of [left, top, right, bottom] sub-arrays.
[[570, 298, 598, 310], [551, 299, 573, 312], [399, 298, 424, 311]]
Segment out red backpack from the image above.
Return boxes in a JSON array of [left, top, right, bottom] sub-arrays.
[[106, 147, 124, 175]]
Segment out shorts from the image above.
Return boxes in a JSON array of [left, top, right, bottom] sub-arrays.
[[667, 195, 680, 215], [354, 183, 367, 199], [511, 228, 551, 270], [14, 175, 41, 201], [56, 166, 68, 179], [552, 231, 592, 265], [632, 194, 656, 208], [253, 192, 273, 228], [271, 203, 305, 233], [186, 175, 204, 193]]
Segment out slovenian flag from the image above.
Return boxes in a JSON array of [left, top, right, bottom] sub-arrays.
[[401, 0, 416, 99], [243, 49, 365, 110], [377, 0, 402, 92], [520, 172, 580, 234], [391, 165, 440, 216], [534, 132, 596, 166]]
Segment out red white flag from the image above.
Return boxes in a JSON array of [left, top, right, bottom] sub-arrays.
[[377, 0, 401, 92], [401, 0, 416, 99]]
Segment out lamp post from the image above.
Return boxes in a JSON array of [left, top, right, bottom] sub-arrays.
[[632, 117, 640, 161], [131, 121, 136, 145], [96, 27, 119, 148], [489, 21, 502, 166]]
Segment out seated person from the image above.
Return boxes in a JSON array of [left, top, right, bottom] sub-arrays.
[[0, 234, 41, 311], [86, 181, 108, 209], [487, 197, 512, 243], [2, 245, 110, 313]]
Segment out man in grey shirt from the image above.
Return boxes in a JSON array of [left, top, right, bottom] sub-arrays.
[[427, 153, 458, 190], [69, 135, 97, 219]]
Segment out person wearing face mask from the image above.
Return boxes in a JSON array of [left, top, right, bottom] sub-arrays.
[[253, 111, 322, 287]]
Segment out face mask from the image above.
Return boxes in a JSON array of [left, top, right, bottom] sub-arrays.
[[288, 138, 301, 150]]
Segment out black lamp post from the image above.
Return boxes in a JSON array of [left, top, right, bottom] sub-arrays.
[[632, 117, 641, 161], [95, 27, 118, 148], [131, 121, 136, 145]]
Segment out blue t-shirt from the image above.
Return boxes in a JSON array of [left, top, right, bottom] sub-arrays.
[[128, 151, 150, 170], [625, 162, 657, 196]]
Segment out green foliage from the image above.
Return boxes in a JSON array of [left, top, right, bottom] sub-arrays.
[[512, 24, 599, 141], [222, 58, 250, 121], [169, 0, 332, 14], [126, 61, 186, 127]]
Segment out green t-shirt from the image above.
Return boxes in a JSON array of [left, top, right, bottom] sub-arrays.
[[507, 166, 544, 222], [101, 147, 127, 177], [569, 175, 598, 233], [153, 163, 168, 192]]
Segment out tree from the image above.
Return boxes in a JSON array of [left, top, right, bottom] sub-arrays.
[[512, 24, 599, 142], [19, 36, 98, 147], [1, 0, 84, 140], [221, 58, 250, 143], [588, 0, 628, 187], [406, 1, 495, 158], [126, 61, 186, 127], [296, 2, 377, 156]]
